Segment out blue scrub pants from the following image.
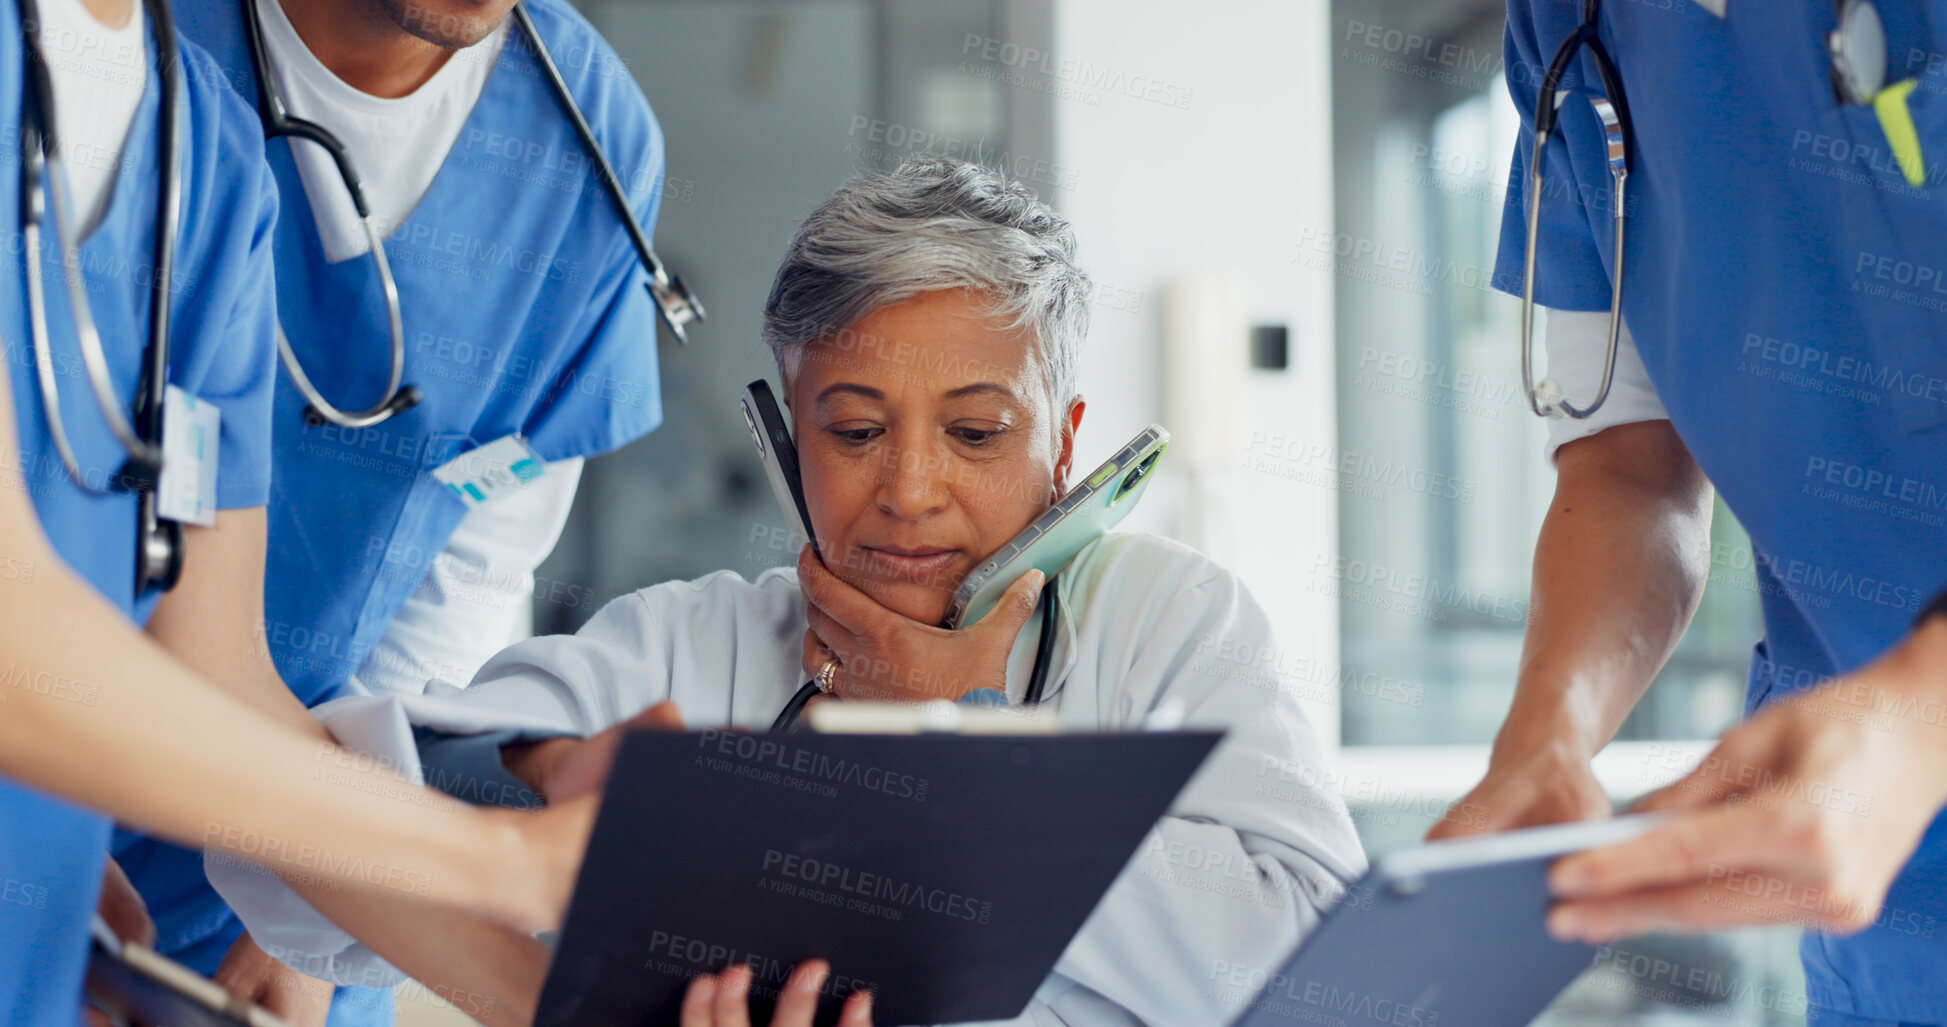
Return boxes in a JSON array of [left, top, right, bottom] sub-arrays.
[[173, 916, 395, 1027]]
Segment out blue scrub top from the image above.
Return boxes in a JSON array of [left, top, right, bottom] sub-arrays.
[[1498, 1, 1947, 1019], [0, 12, 281, 1025], [126, 0, 665, 966]]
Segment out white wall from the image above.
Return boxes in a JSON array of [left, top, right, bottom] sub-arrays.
[[1048, 1, 1342, 744]]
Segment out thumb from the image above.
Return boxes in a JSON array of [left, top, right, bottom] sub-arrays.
[[969, 569, 1046, 640], [1631, 726, 1761, 814], [633, 700, 686, 732]]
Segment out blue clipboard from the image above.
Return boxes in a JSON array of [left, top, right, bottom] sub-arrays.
[[1227, 815, 1662, 1027]]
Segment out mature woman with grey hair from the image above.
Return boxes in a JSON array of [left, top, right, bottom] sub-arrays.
[[209, 157, 1367, 1026]]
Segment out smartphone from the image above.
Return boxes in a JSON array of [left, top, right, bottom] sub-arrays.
[[943, 424, 1169, 629], [739, 379, 818, 558]]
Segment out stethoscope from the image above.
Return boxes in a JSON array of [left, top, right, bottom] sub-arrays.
[[1519, 0, 1893, 420], [18, 0, 188, 593], [771, 585, 1062, 732], [239, 0, 706, 430]]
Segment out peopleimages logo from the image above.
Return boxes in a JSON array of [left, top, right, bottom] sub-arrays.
[[1741, 333, 1947, 405], [696, 730, 929, 801], [959, 35, 1194, 109], [759, 849, 993, 924]]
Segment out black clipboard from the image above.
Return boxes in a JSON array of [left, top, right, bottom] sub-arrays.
[[536, 728, 1222, 1026]]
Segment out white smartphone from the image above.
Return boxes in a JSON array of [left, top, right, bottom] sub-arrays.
[[943, 424, 1169, 629], [739, 379, 818, 558]]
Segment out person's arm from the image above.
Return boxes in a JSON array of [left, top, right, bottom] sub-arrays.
[[140, 507, 378, 1024], [0, 344, 585, 930], [1430, 418, 1713, 838], [1548, 613, 1947, 941], [203, 589, 685, 1003], [145, 509, 329, 737], [0, 511, 585, 930]]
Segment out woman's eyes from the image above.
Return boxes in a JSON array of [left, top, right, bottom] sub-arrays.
[[822, 425, 1005, 446], [828, 426, 884, 445]]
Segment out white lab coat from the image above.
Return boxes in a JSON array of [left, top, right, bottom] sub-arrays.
[[212, 532, 1368, 1025]]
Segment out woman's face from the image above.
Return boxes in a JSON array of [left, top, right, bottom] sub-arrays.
[[788, 289, 1083, 626]]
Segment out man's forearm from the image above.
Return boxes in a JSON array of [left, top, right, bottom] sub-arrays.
[[1499, 421, 1715, 760]]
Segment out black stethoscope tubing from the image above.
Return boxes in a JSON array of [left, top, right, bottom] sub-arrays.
[[771, 583, 1061, 733], [237, 0, 707, 428], [17, 0, 187, 593]]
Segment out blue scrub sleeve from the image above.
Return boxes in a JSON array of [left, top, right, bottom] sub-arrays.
[[203, 106, 283, 510], [413, 727, 552, 811], [1490, 3, 1620, 313], [519, 90, 667, 465]]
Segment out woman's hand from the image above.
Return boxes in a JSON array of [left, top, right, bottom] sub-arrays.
[[682, 961, 872, 1027], [213, 932, 334, 1027], [1546, 619, 1947, 943], [797, 546, 1044, 703]]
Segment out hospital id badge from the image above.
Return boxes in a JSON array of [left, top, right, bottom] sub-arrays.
[[156, 386, 219, 527], [431, 434, 547, 507]]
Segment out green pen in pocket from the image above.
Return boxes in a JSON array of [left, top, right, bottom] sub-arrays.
[[1873, 77, 1928, 187]]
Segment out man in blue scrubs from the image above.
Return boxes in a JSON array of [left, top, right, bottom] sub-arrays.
[[122, 0, 670, 1020], [1437, 1, 1947, 1022], [0, 0, 282, 1017]]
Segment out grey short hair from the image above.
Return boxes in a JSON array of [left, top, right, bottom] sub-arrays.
[[761, 157, 1090, 408]]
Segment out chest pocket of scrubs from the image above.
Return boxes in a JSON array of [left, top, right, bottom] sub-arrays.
[[1820, 64, 1947, 433], [355, 430, 478, 662]]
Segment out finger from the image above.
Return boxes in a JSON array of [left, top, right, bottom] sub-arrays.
[[712, 963, 754, 1027], [1425, 778, 1563, 842], [803, 608, 859, 665], [771, 960, 830, 1027], [1549, 877, 1859, 944], [640, 700, 686, 731], [1632, 753, 1741, 814], [681, 974, 718, 1027], [1633, 719, 1783, 815], [802, 629, 827, 679], [1549, 803, 1800, 900], [838, 988, 875, 1027], [99, 858, 156, 949], [263, 977, 332, 1027], [966, 570, 1046, 640], [83, 1007, 113, 1027], [1424, 794, 1502, 841], [798, 546, 892, 637], [210, 951, 262, 997]]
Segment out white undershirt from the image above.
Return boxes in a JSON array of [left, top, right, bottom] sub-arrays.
[[37, 0, 147, 236], [254, 0, 505, 261], [1538, 308, 1670, 463], [351, 457, 585, 697]]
